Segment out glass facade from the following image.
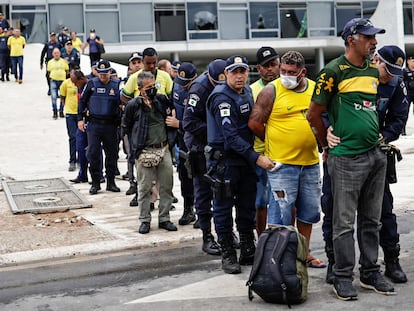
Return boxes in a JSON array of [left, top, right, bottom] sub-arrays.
[[0, 1, 392, 44]]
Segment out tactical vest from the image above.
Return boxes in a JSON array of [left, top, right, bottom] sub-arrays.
[[0, 36, 8, 52], [46, 41, 60, 60], [88, 77, 120, 119], [173, 83, 188, 121]]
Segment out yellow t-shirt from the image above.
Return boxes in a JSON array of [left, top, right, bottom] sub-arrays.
[[122, 68, 173, 98], [265, 78, 319, 165], [7, 36, 26, 57], [59, 78, 79, 114], [47, 58, 69, 81], [250, 78, 266, 154], [71, 37, 83, 51]]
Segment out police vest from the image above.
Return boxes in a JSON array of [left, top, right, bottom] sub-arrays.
[[88, 77, 120, 119], [377, 76, 399, 128], [0, 36, 8, 52], [46, 41, 60, 60], [207, 84, 254, 150], [173, 83, 188, 121]]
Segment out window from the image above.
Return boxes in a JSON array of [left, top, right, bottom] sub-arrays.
[[249, 2, 279, 38], [219, 2, 248, 40], [307, 1, 335, 37], [403, 0, 413, 35], [154, 3, 186, 41], [10, 4, 47, 43], [120, 2, 153, 42], [187, 2, 218, 39], [49, 4, 84, 35], [279, 2, 307, 38]]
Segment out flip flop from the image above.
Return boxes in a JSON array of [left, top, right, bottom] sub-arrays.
[[306, 256, 327, 268]]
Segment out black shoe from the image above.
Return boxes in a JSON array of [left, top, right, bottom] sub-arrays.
[[122, 172, 129, 180], [129, 194, 138, 207], [69, 177, 87, 183], [333, 277, 358, 301], [125, 183, 137, 195], [385, 260, 408, 283], [106, 183, 120, 192], [6, 75, 9, 81], [193, 218, 200, 229], [138, 222, 150, 234], [172, 196, 178, 203], [202, 233, 221, 256], [0, 77, 4, 82], [89, 184, 101, 195], [220, 238, 241, 274], [159, 221, 178, 231], [360, 271, 395, 295], [47, 90, 51, 96], [59, 111, 65, 118], [178, 210, 196, 225], [53, 111, 58, 119], [239, 232, 256, 265]]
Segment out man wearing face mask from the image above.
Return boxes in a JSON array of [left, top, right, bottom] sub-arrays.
[[249, 50, 324, 270], [122, 71, 177, 234]]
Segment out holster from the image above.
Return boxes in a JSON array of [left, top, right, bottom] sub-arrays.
[[381, 144, 402, 184], [189, 150, 207, 175]]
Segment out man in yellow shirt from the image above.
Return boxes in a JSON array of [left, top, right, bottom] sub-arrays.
[[60, 68, 81, 171], [7, 28, 25, 83], [47, 47, 69, 119], [69, 31, 83, 53]]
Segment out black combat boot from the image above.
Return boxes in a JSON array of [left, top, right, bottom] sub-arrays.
[[129, 193, 138, 207], [178, 197, 196, 225], [53, 110, 58, 120], [384, 244, 407, 283], [239, 231, 256, 265], [202, 230, 221, 256], [126, 181, 137, 195], [106, 178, 120, 192], [325, 245, 335, 284], [219, 235, 241, 274]]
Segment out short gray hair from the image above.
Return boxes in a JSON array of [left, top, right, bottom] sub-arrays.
[[281, 50, 305, 68], [137, 71, 155, 88]]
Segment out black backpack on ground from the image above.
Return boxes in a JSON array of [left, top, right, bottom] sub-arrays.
[[246, 225, 308, 307]]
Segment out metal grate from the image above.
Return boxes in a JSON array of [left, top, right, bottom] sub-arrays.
[[1, 178, 92, 214]]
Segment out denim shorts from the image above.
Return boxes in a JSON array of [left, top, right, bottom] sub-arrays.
[[267, 163, 321, 225]]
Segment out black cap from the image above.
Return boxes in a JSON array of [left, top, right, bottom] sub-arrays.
[[65, 40, 72, 45], [225, 55, 249, 72], [174, 62, 197, 86], [377, 45, 406, 76], [96, 59, 111, 74], [49, 31, 56, 36], [171, 61, 181, 71], [341, 18, 385, 40], [128, 52, 143, 62], [256, 46, 279, 66], [208, 59, 226, 84], [63, 26, 68, 31], [90, 28, 96, 33]]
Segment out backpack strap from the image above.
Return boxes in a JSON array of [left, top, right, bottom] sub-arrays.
[[269, 227, 292, 308], [246, 229, 272, 301]]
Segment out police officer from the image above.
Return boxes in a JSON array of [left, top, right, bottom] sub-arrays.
[[40, 31, 60, 95], [78, 59, 122, 195], [182, 59, 226, 255], [0, 26, 9, 82], [57, 26, 70, 49], [166, 62, 198, 226], [206, 55, 274, 274], [322, 46, 409, 284]]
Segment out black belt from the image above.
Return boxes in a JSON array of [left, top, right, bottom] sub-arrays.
[[89, 117, 117, 125], [147, 141, 167, 148]]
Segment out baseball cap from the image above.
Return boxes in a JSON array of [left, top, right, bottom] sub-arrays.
[[65, 40, 72, 45], [208, 59, 227, 84], [171, 61, 181, 71], [128, 52, 143, 62], [96, 59, 111, 74], [174, 62, 197, 86], [225, 55, 249, 72], [90, 28, 96, 33], [63, 26, 68, 31], [256, 47, 279, 66], [341, 18, 385, 40], [377, 45, 406, 76], [49, 31, 56, 36]]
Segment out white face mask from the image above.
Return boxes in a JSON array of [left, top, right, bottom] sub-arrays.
[[280, 70, 303, 89]]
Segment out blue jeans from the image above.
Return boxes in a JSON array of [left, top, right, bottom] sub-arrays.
[[50, 80, 63, 112], [267, 163, 321, 226], [66, 114, 78, 164], [327, 147, 386, 278], [11, 56, 23, 80]]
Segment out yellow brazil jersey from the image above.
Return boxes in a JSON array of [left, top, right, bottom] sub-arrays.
[[71, 37, 82, 52], [47, 58, 69, 81], [250, 78, 266, 154], [59, 78, 79, 114], [122, 68, 173, 98], [265, 78, 319, 165], [7, 36, 26, 57]]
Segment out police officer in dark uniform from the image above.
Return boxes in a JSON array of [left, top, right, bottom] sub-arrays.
[[206, 55, 274, 274], [0, 26, 9, 81], [182, 59, 226, 255], [78, 59, 122, 195], [166, 62, 198, 226], [322, 46, 409, 284], [40, 31, 60, 94], [57, 26, 70, 49]]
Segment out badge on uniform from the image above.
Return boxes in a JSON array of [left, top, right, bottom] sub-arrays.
[[240, 103, 250, 113], [219, 102, 231, 117], [97, 87, 106, 94], [188, 94, 199, 107]]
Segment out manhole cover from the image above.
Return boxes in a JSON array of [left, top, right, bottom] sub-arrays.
[[1, 177, 92, 214]]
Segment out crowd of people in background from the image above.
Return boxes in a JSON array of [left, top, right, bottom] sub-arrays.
[[2, 12, 413, 302]]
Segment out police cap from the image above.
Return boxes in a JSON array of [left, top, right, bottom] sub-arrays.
[[377, 45, 406, 76], [208, 59, 226, 84], [174, 62, 197, 86]]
